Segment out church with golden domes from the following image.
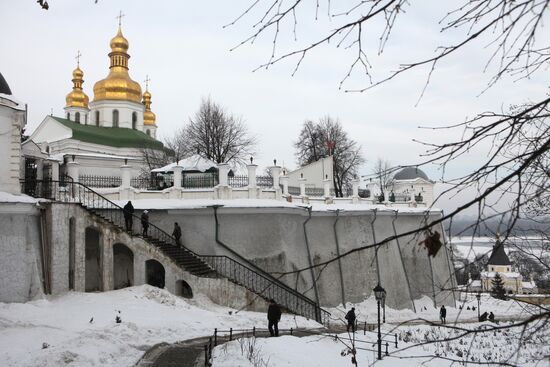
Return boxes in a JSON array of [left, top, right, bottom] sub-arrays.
[[24, 23, 166, 178]]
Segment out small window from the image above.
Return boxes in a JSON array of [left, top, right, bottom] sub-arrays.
[[113, 110, 119, 127], [132, 112, 137, 129], [66, 112, 70, 120], [95, 111, 100, 126], [85, 114, 88, 125], [75, 112, 80, 123], [146, 129, 150, 136]]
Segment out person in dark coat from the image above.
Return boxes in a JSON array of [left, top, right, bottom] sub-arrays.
[[141, 210, 149, 237], [440, 305, 447, 324], [488, 312, 495, 322], [267, 299, 282, 337], [479, 311, 488, 322], [345, 307, 357, 332], [123, 201, 134, 232], [172, 222, 182, 246]]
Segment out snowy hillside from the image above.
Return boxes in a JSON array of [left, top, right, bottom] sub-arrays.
[[0, 285, 319, 367]]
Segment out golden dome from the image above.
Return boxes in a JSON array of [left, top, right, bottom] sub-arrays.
[[66, 66, 89, 108], [142, 89, 156, 126], [93, 26, 142, 103]]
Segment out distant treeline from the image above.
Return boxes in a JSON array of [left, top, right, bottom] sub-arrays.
[[444, 216, 549, 237]]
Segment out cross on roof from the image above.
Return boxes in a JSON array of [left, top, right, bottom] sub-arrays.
[[75, 50, 82, 66], [144, 75, 151, 90], [116, 11, 125, 27]]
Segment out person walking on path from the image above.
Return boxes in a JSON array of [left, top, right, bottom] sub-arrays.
[[141, 210, 149, 237], [440, 305, 447, 324], [123, 201, 134, 232], [345, 307, 357, 332], [172, 222, 182, 246], [489, 311, 495, 322], [267, 299, 282, 337]]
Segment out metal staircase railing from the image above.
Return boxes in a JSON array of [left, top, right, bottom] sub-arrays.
[[21, 179, 330, 324]]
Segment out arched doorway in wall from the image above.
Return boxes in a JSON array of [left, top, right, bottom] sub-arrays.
[[113, 243, 134, 289], [85, 227, 102, 292], [175, 280, 193, 299], [145, 259, 165, 288]]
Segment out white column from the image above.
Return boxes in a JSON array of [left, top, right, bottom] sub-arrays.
[[66, 161, 79, 182], [172, 165, 183, 189], [217, 163, 230, 187], [270, 166, 281, 189], [299, 177, 307, 197], [247, 164, 257, 188], [36, 160, 44, 180], [323, 178, 331, 198], [49, 160, 59, 181], [352, 179, 359, 197], [280, 176, 289, 196], [121, 165, 131, 188]]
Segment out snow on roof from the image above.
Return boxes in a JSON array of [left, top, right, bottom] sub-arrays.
[[0, 93, 25, 111], [151, 154, 218, 173], [522, 281, 536, 289], [0, 191, 40, 203]]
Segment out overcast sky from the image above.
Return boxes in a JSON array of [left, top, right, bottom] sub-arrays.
[[2, 0, 548, 208]]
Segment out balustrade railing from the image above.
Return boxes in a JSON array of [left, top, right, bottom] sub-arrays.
[[79, 174, 121, 188], [256, 175, 273, 188], [20, 179, 329, 324], [182, 172, 218, 188], [228, 175, 248, 188]]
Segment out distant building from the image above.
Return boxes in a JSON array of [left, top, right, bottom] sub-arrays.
[[470, 235, 538, 294]]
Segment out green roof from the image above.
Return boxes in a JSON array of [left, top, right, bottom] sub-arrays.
[[52, 116, 166, 150]]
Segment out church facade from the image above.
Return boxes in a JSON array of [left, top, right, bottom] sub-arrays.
[[24, 25, 166, 179]]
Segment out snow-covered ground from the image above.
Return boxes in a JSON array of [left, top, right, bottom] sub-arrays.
[[327, 292, 537, 325], [0, 285, 319, 367], [212, 321, 550, 366]]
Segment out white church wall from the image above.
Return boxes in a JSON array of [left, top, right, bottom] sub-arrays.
[[29, 116, 73, 144], [89, 100, 144, 130], [0, 103, 25, 193]]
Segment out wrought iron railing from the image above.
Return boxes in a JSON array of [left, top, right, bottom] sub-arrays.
[[288, 186, 301, 195], [20, 179, 329, 324], [79, 174, 121, 188], [182, 172, 218, 188]]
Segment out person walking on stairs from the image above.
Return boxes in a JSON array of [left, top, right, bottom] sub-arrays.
[[267, 299, 282, 337], [141, 210, 149, 237], [123, 201, 134, 233], [440, 305, 447, 324], [172, 222, 182, 246]]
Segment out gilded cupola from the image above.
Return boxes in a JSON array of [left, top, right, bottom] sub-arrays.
[[65, 63, 89, 109], [142, 77, 156, 126], [93, 26, 142, 103]]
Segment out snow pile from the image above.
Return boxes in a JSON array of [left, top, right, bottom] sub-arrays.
[[0, 285, 319, 367], [212, 321, 550, 366], [0, 191, 40, 203], [327, 292, 536, 325]]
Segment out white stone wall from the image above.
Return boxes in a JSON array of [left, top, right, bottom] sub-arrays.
[[288, 157, 333, 189], [0, 97, 26, 194], [0, 203, 43, 303]]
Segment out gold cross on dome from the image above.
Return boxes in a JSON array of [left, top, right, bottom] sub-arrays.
[[75, 50, 82, 66], [144, 75, 151, 90], [116, 11, 125, 26]]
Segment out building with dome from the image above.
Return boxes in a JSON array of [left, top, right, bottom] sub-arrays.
[[389, 167, 435, 206], [23, 25, 165, 180]]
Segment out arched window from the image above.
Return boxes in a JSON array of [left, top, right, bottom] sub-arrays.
[[95, 111, 100, 126], [132, 112, 137, 129], [75, 112, 80, 123], [146, 129, 151, 136], [66, 112, 70, 120], [112, 110, 119, 127], [84, 114, 88, 125]]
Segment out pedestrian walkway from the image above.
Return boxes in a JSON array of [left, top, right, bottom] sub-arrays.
[[135, 323, 379, 367]]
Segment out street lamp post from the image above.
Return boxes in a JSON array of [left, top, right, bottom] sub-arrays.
[[373, 284, 387, 360], [476, 292, 481, 321]]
